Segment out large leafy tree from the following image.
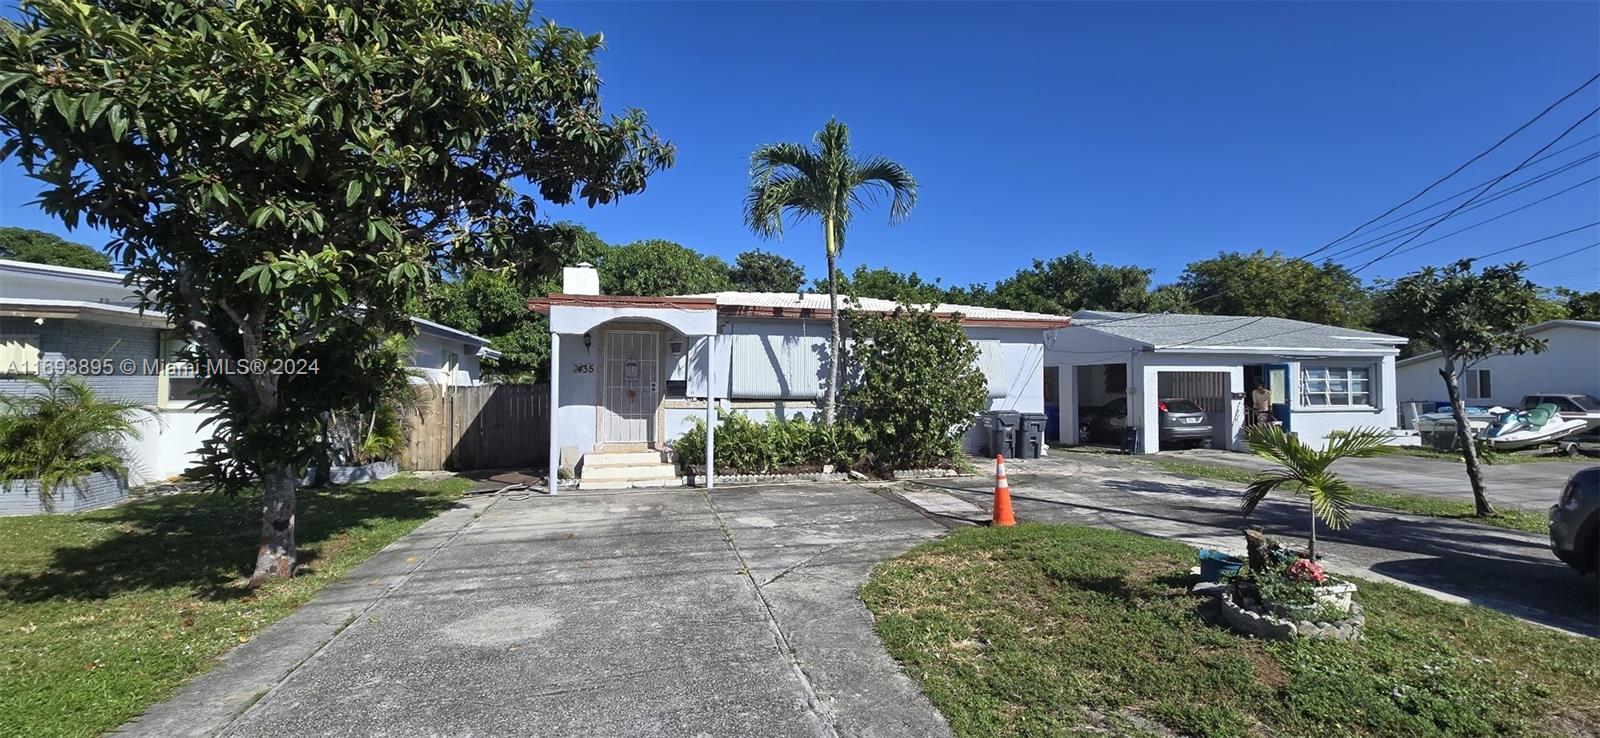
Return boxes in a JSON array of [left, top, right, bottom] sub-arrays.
[[0, 226, 110, 270], [598, 239, 730, 296], [745, 119, 917, 423], [988, 252, 1153, 315], [1178, 250, 1372, 327], [1554, 287, 1600, 322], [0, 0, 671, 584], [815, 264, 948, 304], [729, 248, 806, 293], [1373, 260, 1546, 516]]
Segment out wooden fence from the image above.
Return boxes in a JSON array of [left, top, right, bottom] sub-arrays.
[[402, 384, 548, 471]]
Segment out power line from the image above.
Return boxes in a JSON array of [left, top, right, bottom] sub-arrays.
[[1523, 241, 1599, 270], [1302, 74, 1600, 260], [1337, 175, 1599, 264], [1319, 134, 1599, 251], [1353, 105, 1600, 274], [1320, 152, 1600, 262], [1470, 223, 1599, 262]]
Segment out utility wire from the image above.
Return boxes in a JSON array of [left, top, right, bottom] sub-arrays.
[[1469, 222, 1599, 262], [1302, 74, 1600, 261], [1336, 176, 1599, 264], [1353, 105, 1600, 274], [1522, 241, 1600, 270], [1320, 134, 1598, 250], [1320, 153, 1599, 262]]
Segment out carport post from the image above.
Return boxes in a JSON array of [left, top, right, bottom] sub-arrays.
[[703, 333, 715, 489], [548, 331, 560, 495]]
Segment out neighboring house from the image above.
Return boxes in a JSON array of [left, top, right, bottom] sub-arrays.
[[1394, 319, 1600, 415], [0, 259, 499, 486], [1044, 311, 1408, 454], [530, 263, 1070, 486]]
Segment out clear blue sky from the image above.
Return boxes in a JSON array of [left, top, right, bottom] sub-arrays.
[[2, 1, 1597, 291]]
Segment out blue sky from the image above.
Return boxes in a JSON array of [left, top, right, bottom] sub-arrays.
[[2, 1, 1597, 291]]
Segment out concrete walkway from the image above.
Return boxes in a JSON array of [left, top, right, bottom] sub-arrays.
[[124, 485, 952, 738], [922, 454, 1598, 636], [1168, 448, 1592, 512]]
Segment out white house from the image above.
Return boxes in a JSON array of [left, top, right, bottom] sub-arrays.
[[1394, 319, 1600, 414], [0, 258, 499, 488], [530, 263, 1070, 489], [1045, 311, 1408, 454]]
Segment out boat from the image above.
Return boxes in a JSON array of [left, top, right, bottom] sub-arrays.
[[1413, 405, 1507, 434], [1479, 404, 1589, 451]]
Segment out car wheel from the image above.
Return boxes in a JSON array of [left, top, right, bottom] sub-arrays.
[[1196, 437, 1214, 450], [1079, 421, 1093, 444]]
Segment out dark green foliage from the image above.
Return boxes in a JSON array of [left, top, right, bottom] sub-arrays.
[[598, 239, 731, 296], [814, 264, 949, 304], [0, 226, 110, 270], [1554, 287, 1600, 321], [324, 337, 427, 466], [987, 251, 1155, 315], [730, 249, 807, 292], [1178, 250, 1373, 327], [673, 410, 865, 474], [0, 375, 146, 504], [430, 268, 551, 380], [844, 305, 988, 470]]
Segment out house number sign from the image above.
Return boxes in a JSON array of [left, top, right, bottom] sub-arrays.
[[572, 363, 595, 373]]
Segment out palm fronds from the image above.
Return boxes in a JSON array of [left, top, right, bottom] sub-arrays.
[[1241, 425, 1392, 556], [0, 375, 149, 505]]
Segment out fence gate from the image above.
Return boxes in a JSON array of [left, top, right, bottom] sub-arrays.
[[402, 384, 549, 472]]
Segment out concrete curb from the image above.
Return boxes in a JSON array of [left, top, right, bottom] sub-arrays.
[[114, 494, 497, 737]]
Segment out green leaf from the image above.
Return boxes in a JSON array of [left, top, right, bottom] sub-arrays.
[[345, 180, 362, 206]]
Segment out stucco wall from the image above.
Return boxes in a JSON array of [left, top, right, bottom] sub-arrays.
[[0, 317, 160, 405], [1395, 324, 1600, 408]]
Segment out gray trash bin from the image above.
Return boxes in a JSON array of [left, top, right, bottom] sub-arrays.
[[1017, 412, 1047, 459], [988, 410, 1021, 459]]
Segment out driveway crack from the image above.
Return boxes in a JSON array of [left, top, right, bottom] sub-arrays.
[[699, 488, 840, 738]]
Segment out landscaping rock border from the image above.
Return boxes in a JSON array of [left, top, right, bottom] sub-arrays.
[[326, 459, 399, 485], [1215, 587, 1365, 642], [683, 466, 969, 488]]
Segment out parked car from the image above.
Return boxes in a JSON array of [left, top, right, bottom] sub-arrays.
[[1081, 396, 1214, 449], [1549, 466, 1598, 575], [1521, 394, 1600, 434]]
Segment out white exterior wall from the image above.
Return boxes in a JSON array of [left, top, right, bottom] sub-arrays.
[[0, 260, 140, 305], [1045, 325, 1399, 453], [410, 333, 488, 386], [1395, 324, 1600, 409]]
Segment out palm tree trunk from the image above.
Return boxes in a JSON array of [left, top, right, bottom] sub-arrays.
[[824, 219, 839, 425], [1441, 363, 1494, 516], [1308, 505, 1318, 560]]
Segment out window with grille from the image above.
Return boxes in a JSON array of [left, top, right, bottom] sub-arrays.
[[1300, 365, 1373, 407]]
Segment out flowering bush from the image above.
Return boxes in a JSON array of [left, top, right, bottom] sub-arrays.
[[1286, 558, 1327, 585]]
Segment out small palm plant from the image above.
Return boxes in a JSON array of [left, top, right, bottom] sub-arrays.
[[1240, 425, 1392, 559], [0, 375, 148, 507]]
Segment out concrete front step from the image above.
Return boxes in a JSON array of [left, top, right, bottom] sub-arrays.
[[579, 477, 683, 490], [584, 450, 674, 467], [581, 463, 680, 482]]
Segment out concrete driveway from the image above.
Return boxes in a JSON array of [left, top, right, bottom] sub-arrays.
[[1169, 448, 1593, 512], [918, 453, 1599, 636], [124, 485, 953, 738]]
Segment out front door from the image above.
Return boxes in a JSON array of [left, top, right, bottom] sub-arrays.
[[602, 331, 659, 445], [1266, 364, 1291, 432]]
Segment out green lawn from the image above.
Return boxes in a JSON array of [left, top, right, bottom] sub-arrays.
[[0, 475, 470, 738], [1386, 445, 1585, 465], [1150, 458, 1549, 534], [863, 524, 1600, 738]]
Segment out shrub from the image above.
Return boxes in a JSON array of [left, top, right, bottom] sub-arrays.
[[842, 305, 988, 471], [0, 375, 148, 503], [673, 410, 866, 474]]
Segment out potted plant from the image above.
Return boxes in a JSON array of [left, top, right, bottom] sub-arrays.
[[0, 375, 148, 514]]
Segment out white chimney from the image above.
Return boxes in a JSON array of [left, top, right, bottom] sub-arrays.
[[562, 262, 600, 295]]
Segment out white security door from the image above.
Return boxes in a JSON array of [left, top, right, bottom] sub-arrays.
[[602, 331, 659, 445]]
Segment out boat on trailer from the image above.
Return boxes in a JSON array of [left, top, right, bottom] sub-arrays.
[[1480, 404, 1589, 451]]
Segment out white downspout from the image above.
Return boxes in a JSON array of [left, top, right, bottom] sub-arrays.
[[548, 331, 560, 495]]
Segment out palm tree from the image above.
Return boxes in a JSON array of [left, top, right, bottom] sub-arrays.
[[1240, 425, 1392, 559], [744, 119, 917, 423]]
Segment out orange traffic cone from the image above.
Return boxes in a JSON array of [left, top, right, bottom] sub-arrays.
[[992, 454, 1016, 527]]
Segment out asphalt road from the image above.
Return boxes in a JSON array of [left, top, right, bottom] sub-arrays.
[[922, 453, 1599, 637]]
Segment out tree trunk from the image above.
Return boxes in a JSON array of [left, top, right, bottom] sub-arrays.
[[1308, 505, 1318, 560], [824, 220, 840, 425], [1441, 365, 1495, 516], [249, 465, 299, 586]]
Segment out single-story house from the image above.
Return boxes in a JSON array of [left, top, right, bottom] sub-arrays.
[[0, 258, 499, 488], [1395, 319, 1600, 417], [1044, 311, 1408, 454], [530, 262, 1071, 488]]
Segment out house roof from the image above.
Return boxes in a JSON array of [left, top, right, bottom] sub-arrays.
[[675, 291, 1073, 328], [1069, 311, 1407, 353], [1395, 319, 1600, 368], [0, 297, 172, 329], [410, 316, 501, 359]]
